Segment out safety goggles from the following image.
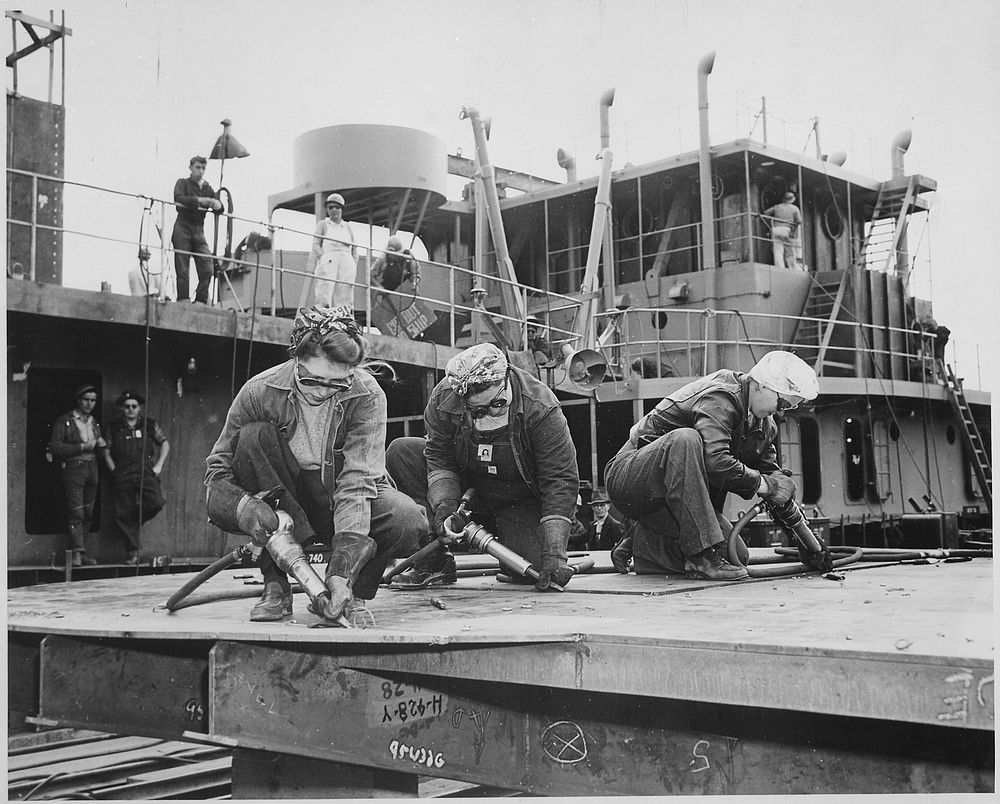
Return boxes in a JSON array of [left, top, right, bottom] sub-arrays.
[[776, 395, 800, 412], [295, 361, 353, 391], [465, 375, 509, 419]]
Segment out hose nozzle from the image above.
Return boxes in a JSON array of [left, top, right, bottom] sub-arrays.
[[265, 511, 340, 620]]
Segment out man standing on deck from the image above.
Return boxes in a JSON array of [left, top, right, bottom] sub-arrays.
[[104, 390, 170, 564], [761, 192, 802, 270], [172, 155, 222, 304], [48, 384, 106, 566], [386, 342, 579, 591], [605, 351, 818, 580]]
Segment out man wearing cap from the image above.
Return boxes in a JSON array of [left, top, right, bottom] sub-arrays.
[[104, 391, 170, 564], [586, 491, 623, 551], [307, 193, 357, 309], [761, 192, 803, 270], [386, 343, 579, 591], [605, 351, 819, 580], [172, 155, 222, 303], [48, 384, 107, 566]]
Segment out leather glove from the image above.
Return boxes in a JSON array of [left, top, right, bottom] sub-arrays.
[[797, 541, 834, 573], [323, 575, 353, 622], [236, 497, 279, 546], [535, 555, 574, 591], [611, 528, 634, 574], [535, 518, 572, 591], [433, 499, 460, 537], [761, 471, 796, 507]]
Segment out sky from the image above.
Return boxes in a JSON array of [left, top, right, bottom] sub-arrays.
[[8, 0, 1000, 390]]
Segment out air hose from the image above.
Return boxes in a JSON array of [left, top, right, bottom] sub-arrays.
[[162, 543, 254, 611], [726, 501, 863, 578]]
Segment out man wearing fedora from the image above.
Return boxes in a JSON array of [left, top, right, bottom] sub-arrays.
[[104, 390, 170, 564], [48, 384, 106, 566], [586, 491, 623, 551]]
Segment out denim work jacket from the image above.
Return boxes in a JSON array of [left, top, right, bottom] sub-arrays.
[[49, 411, 103, 464], [205, 359, 387, 540], [423, 366, 579, 532], [630, 369, 780, 500]]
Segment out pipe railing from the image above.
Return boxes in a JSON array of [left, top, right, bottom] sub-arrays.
[[591, 306, 987, 391]]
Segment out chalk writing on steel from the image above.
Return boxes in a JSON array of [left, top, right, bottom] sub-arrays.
[[689, 739, 711, 773], [368, 680, 447, 727], [938, 670, 975, 723], [451, 706, 492, 764], [977, 674, 994, 720], [184, 699, 205, 722], [388, 739, 445, 769], [541, 720, 588, 765]]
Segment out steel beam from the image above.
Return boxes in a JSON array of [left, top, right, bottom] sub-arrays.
[[208, 642, 992, 795], [331, 639, 995, 731], [38, 636, 209, 738]]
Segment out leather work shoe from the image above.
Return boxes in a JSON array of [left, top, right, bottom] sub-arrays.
[[71, 552, 82, 567], [684, 545, 749, 581], [77, 552, 97, 566], [250, 581, 293, 622], [391, 549, 457, 588], [124, 552, 140, 566]]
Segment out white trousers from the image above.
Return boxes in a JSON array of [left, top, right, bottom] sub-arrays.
[[313, 250, 357, 309]]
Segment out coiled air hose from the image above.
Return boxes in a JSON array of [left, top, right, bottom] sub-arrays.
[[727, 501, 863, 578]]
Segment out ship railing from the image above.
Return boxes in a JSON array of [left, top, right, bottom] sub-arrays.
[[591, 306, 987, 392], [5, 166, 585, 353]]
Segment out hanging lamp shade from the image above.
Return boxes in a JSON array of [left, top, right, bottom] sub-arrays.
[[209, 118, 250, 160]]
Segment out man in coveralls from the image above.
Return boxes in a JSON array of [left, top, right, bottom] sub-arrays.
[[386, 342, 579, 591], [605, 351, 818, 580], [172, 155, 222, 303], [104, 390, 170, 564]]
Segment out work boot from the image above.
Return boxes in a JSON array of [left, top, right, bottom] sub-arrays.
[[124, 551, 139, 566], [392, 546, 457, 588], [75, 551, 97, 566], [684, 545, 749, 581], [250, 581, 293, 622]]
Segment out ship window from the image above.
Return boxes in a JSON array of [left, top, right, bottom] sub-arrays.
[[889, 421, 900, 441], [844, 417, 865, 501], [870, 419, 892, 502], [780, 417, 821, 505]]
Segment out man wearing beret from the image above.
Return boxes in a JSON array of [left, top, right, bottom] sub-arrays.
[[48, 384, 106, 566], [386, 342, 580, 591], [605, 351, 819, 580], [104, 390, 170, 564]]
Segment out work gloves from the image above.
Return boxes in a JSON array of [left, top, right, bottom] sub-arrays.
[[796, 539, 834, 573], [611, 526, 634, 573], [433, 500, 460, 537], [761, 470, 796, 507], [237, 496, 280, 546], [535, 519, 573, 591]]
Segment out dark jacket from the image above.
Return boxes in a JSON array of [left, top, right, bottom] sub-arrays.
[[173, 177, 216, 228], [630, 369, 780, 499], [49, 411, 103, 465], [587, 514, 623, 551], [423, 366, 578, 536], [205, 360, 388, 541]]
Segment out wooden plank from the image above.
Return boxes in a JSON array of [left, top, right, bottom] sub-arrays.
[[7, 735, 163, 771], [7, 740, 207, 782]]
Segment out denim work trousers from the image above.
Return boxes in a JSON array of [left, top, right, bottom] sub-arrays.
[[171, 220, 214, 302], [605, 429, 729, 567], [112, 467, 165, 553], [385, 436, 545, 568], [62, 458, 99, 552], [230, 422, 423, 599]]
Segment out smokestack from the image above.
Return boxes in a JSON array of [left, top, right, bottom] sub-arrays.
[[557, 148, 577, 182], [697, 52, 716, 271], [891, 129, 912, 178], [599, 88, 615, 150]]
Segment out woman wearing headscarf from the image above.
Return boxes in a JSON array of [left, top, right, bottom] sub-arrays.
[[386, 343, 579, 591], [205, 305, 424, 622]]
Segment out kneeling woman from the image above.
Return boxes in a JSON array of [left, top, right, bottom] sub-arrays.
[[205, 306, 425, 621]]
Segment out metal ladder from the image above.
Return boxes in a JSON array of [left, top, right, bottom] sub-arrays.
[[792, 272, 853, 376], [943, 362, 992, 513], [857, 176, 917, 272]]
